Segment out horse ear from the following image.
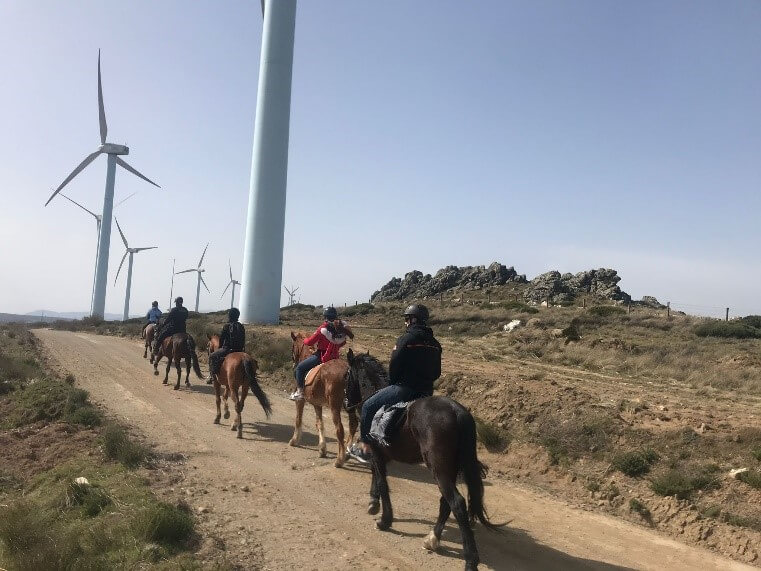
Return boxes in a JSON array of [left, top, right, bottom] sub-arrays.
[[206, 333, 211, 340], [290, 331, 297, 341], [366, 349, 370, 355], [347, 348, 354, 364]]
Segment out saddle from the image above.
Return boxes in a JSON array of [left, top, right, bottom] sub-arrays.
[[304, 363, 323, 387], [369, 401, 412, 448]]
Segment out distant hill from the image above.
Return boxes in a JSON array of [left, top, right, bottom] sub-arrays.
[[0, 312, 75, 324], [25, 310, 124, 321]]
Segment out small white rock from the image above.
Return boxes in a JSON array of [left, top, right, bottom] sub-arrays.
[[74, 477, 90, 486], [729, 468, 749, 479]]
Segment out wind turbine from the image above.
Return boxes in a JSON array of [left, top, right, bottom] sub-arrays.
[[113, 218, 157, 321], [221, 260, 242, 309], [58, 191, 136, 313], [176, 243, 210, 312], [44, 50, 160, 319], [239, 0, 297, 324]]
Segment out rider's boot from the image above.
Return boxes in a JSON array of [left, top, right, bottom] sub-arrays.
[[288, 387, 304, 401]]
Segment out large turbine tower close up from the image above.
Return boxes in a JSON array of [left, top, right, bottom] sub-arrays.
[[113, 218, 157, 321], [176, 243, 210, 312], [44, 51, 160, 319], [239, 0, 297, 324]]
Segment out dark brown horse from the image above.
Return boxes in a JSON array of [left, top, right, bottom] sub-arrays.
[[207, 335, 272, 438], [289, 331, 357, 467], [153, 332, 203, 389], [143, 323, 156, 361], [346, 353, 500, 571]]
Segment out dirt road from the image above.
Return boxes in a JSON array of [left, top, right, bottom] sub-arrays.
[[35, 329, 754, 571]]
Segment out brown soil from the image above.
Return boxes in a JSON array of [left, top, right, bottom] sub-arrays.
[[33, 328, 757, 571]]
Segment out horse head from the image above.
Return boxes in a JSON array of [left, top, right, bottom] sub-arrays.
[[207, 334, 220, 358], [346, 349, 389, 409], [290, 331, 314, 366]]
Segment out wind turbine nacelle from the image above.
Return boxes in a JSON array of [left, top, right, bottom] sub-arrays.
[[100, 143, 129, 155]]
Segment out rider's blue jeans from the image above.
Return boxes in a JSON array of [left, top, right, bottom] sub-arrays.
[[294, 354, 321, 389], [360, 384, 427, 442]]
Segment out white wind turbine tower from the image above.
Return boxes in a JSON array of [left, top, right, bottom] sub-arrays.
[[58, 191, 136, 313], [44, 51, 160, 319], [221, 260, 242, 309], [176, 244, 211, 313], [113, 219, 157, 321], [240, 0, 297, 324]]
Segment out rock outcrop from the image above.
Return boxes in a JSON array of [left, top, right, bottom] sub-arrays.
[[523, 269, 631, 304]]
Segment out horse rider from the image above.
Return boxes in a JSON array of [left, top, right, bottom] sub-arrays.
[[152, 297, 189, 358], [207, 307, 246, 384], [289, 306, 354, 401], [142, 301, 162, 338], [348, 303, 441, 464]]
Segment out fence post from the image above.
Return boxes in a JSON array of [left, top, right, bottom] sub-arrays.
[[582, 297, 586, 308], [725, 307, 729, 321], [667, 302, 670, 318], [627, 301, 631, 314]]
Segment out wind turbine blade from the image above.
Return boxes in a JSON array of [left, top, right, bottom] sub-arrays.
[[114, 191, 137, 209], [221, 281, 231, 298], [175, 268, 196, 275], [229, 259, 233, 281], [98, 50, 108, 145], [200, 275, 211, 294], [44, 150, 101, 205], [198, 243, 209, 268], [134, 246, 158, 252], [114, 218, 129, 248], [115, 157, 160, 188], [114, 250, 128, 285], [59, 193, 98, 218]]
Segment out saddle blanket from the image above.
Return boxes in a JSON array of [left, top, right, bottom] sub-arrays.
[[369, 401, 412, 448]]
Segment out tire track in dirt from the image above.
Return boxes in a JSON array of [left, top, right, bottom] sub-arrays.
[[35, 329, 754, 571]]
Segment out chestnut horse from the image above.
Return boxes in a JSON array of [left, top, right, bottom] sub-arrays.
[[346, 353, 500, 571], [289, 331, 357, 467], [153, 332, 203, 389], [143, 323, 156, 361], [207, 335, 272, 438]]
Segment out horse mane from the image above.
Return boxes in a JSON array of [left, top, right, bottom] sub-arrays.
[[354, 352, 389, 382]]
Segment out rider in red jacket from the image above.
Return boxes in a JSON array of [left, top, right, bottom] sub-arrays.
[[290, 306, 354, 400]]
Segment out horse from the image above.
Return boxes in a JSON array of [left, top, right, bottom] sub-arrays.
[[153, 332, 204, 390], [207, 335, 272, 438], [346, 352, 500, 571], [143, 323, 156, 361], [289, 331, 356, 467]]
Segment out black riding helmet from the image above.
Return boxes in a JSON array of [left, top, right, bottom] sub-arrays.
[[152, 300, 158, 307], [228, 307, 240, 322], [403, 304, 429, 324], [175, 297, 183, 305], [324, 306, 338, 321]]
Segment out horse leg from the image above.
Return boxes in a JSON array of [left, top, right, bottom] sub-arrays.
[[423, 495, 452, 552], [439, 478, 480, 570], [154, 351, 161, 376], [174, 356, 181, 390], [163, 354, 171, 384], [223, 385, 230, 419], [143, 341, 147, 359], [185, 356, 191, 387], [329, 399, 346, 468], [313, 405, 327, 457], [238, 383, 249, 439], [347, 407, 359, 447], [231, 385, 242, 437], [373, 455, 393, 531], [213, 382, 222, 424], [368, 468, 381, 515], [289, 399, 305, 447]]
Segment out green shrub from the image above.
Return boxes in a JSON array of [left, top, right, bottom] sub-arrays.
[[588, 305, 626, 317], [753, 447, 761, 462], [341, 303, 375, 317], [721, 512, 761, 532], [612, 449, 659, 477], [738, 470, 761, 490], [133, 502, 194, 546], [103, 425, 147, 468], [694, 321, 761, 339], [64, 481, 111, 517], [700, 505, 722, 518], [474, 416, 509, 451], [0, 500, 54, 556], [739, 315, 761, 329], [651, 469, 720, 499], [247, 335, 292, 373], [67, 405, 101, 427], [629, 498, 651, 521]]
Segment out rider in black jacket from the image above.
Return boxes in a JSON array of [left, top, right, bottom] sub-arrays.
[[152, 297, 189, 357], [349, 304, 441, 463], [208, 307, 246, 383]]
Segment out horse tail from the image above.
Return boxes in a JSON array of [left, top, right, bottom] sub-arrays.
[[186, 336, 204, 379], [244, 358, 272, 418], [458, 408, 500, 531]]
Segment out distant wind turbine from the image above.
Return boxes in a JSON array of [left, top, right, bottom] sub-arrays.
[[44, 50, 160, 319], [113, 218, 157, 321], [221, 260, 242, 309], [176, 243, 210, 312], [58, 191, 136, 314]]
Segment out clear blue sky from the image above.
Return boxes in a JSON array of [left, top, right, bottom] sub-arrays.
[[1, 1, 759, 318]]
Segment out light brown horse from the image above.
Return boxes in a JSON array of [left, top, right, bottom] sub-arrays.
[[143, 323, 156, 361], [207, 335, 272, 438], [289, 331, 357, 467], [153, 332, 203, 389]]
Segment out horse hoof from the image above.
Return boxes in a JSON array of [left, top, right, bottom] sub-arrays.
[[319, 448, 327, 458], [375, 518, 391, 531], [224, 411, 230, 420], [334, 457, 344, 468], [213, 417, 221, 424], [162, 380, 168, 385], [237, 432, 243, 439], [173, 386, 179, 391], [288, 438, 298, 447], [186, 382, 190, 387], [231, 425, 237, 432], [423, 531, 440, 552], [367, 500, 380, 515]]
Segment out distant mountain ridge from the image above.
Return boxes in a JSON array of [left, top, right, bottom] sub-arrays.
[[25, 310, 124, 321]]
